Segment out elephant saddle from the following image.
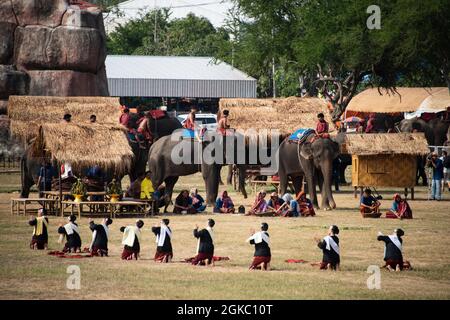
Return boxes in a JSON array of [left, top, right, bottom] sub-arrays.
[[288, 128, 315, 144]]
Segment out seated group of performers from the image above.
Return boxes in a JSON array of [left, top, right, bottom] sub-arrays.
[[173, 189, 206, 214], [28, 212, 411, 272], [360, 189, 413, 219], [245, 190, 315, 217]]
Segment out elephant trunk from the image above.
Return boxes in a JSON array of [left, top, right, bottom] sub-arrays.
[[203, 164, 220, 205], [321, 161, 336, 209]]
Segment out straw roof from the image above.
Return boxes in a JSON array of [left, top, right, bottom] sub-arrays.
[[346, 87, 449, 113], [219, 97, 332, 137], [342, 133, 429, 156], [34, 123, 133, 173], [8, 96, 122, 140]]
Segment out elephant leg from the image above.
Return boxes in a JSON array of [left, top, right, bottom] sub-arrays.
[[20, 158, 34, 198], [320, 166, 336, 210], [278, 170, 289, 196], [163, 176, 179, 213], [317, 172, 330, 209], [339, 165, 347, 184], [305, 171, 319, 209], [291, 175, 302, 195], [226, 164, 233, 185], [237, 165, 247, 199]]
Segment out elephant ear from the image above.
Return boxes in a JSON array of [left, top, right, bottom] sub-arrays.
[[299, 143, 313, 160]]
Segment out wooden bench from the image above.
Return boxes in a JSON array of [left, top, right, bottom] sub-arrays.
[[11, 198, 58, 216], [249, 179, 294, 194], [61, 200, 155, 218]]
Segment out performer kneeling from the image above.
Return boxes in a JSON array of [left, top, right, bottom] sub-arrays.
[[89, 218, 112, 257], [120, 220, 144, 260], [377, 229, 409, 271], [247, 222, 271, 271], [58, 215, 82, 253], [29, 208, 49, 250], [315, 225, 340, 270], [191, 219, 215, 266], [152, 219, 173, 263]]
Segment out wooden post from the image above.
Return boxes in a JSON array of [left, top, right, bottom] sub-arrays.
[[411, 187, 415, 200]]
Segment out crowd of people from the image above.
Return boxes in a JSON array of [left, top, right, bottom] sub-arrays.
[[28, 209, 410, 272]]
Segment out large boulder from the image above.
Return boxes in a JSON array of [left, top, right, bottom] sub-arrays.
[[14, 25, 105, 73], [0, 65, 29, 99], [28, 70, 109, 96], [12, 0, 69, 27], [62, 5, 105, 30]]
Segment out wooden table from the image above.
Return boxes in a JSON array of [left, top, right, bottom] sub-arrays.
[[42, 191, 106, 200], [11, 198, 58, 216], [61, 200, 154, 218], [249, 179, 294, 194]]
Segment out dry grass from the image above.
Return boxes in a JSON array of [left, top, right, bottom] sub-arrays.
[[343, 133, 429, 156], [0, 172, 449, 300]]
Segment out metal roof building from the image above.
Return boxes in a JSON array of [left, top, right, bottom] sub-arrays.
[[105, 55, 257, 98]]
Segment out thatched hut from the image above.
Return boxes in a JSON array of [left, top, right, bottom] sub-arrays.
[[219, 97, 332, 140], [7, 95, 132, 174], [342, 133, 429, 190], [8, 95, 121, 141]]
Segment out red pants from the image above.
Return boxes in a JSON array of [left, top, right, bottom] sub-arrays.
[[30, 238, 47, 250], [154, 251, 173, 263], [91, 246, 108, 257], [191, 252, 214, 265], [121, 248, 139, 260], [249, 256, 271, 270], [384, 259, 405, 270], [320, 261, 339, 270]]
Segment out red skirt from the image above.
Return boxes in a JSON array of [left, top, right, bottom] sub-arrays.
[[30, 237, 47, 250], [91, 246, 108, 257], [154, 251, 173, 263], [320, 261, 339, 270], [191, 252, 214, 265], [384, 259, 404, 270], [249, 256, 271, 270], [121, 247, 139, 260]]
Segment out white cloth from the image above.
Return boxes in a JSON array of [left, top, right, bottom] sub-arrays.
[[324, 235, 340, 255], [63, 222, 79, 236], [156, 224, 172, 247], [61, 162, 73, 179], [388, 235, 402, 252], [122, 226, 140, 247], [89, 224, 109, 251], [247, 231, 270, 245]]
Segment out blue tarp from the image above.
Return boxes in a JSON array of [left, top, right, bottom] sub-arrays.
[[288, 128, 315, 142]]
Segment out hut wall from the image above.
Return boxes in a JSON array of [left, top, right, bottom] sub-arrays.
[[351, 154, 417, 188]]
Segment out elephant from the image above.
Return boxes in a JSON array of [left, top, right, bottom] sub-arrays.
[[148, 131, 253, 208], [19, 112, 182, 198], [277, 135, 340, 210], [399, 117, 449, 146]]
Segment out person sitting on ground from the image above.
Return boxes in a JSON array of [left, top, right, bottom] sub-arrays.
[[282, 193, 301, 217], [296, 191, 316, 217], [190, 188, 206, 213], [315, 113, 330, 138], [266, 192, 284, 214], [385, 194, 413, 219], [246, 190, 268, 216], [377, 229, 410, 271], [152, 219, 173, 263], [140, 171, 154, 201], [58, 215, 82, 253], [174, 189, 196, 214], [124, 174, 145, 200], [89, 218, 112, 257], [315, 225, 340, 271], [29, 208, 49, 250], [191, 219, 215, 266], [247, 222, 271, 271], [120, 220, 144, 260], [360, 188, 381, 218], [214, 191, 235, 213]]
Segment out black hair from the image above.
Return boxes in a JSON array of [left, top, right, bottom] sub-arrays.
[[63, 114, 72, 120], [162, 219, 170, 226], [136, 220, 144, 228], [90, 114, 96, 119], [208, 219, 215, 227], [124, 107, 130, 113], [331, 225, 339, 235], [364, 188, 372, 194], [69, 214, 77, 222], [106, 218, 113, 226], [261, 222, 269, 231], [396, 228, 404, 237], [317, 113, 324, 118], [223, 109, 229, 116]]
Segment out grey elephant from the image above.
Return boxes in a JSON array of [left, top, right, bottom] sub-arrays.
[[399, 117, 449, 146], [277, 135, 340, 210]]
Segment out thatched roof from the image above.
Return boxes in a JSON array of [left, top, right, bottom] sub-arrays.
[[346, 87, 449, 113], [342, 133, 429, 156], [219, 97, 332, 137], [8, 96, 122, 140], [34, 123, 133, 173]]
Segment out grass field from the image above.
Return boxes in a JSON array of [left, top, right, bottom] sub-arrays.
[[0, 172, 449, 300]]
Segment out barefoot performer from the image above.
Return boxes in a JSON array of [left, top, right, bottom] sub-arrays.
[[315, 225, 340, 270], [89, 218, 113, 257], [152, 219, 173, 263], [247, 222, 271, 270], [29, 208, 49, 250], [377, 229, 407, 271], [58, 214, 82, 253], [120, 220, 144, 260], [191, 219, 215, 266]]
